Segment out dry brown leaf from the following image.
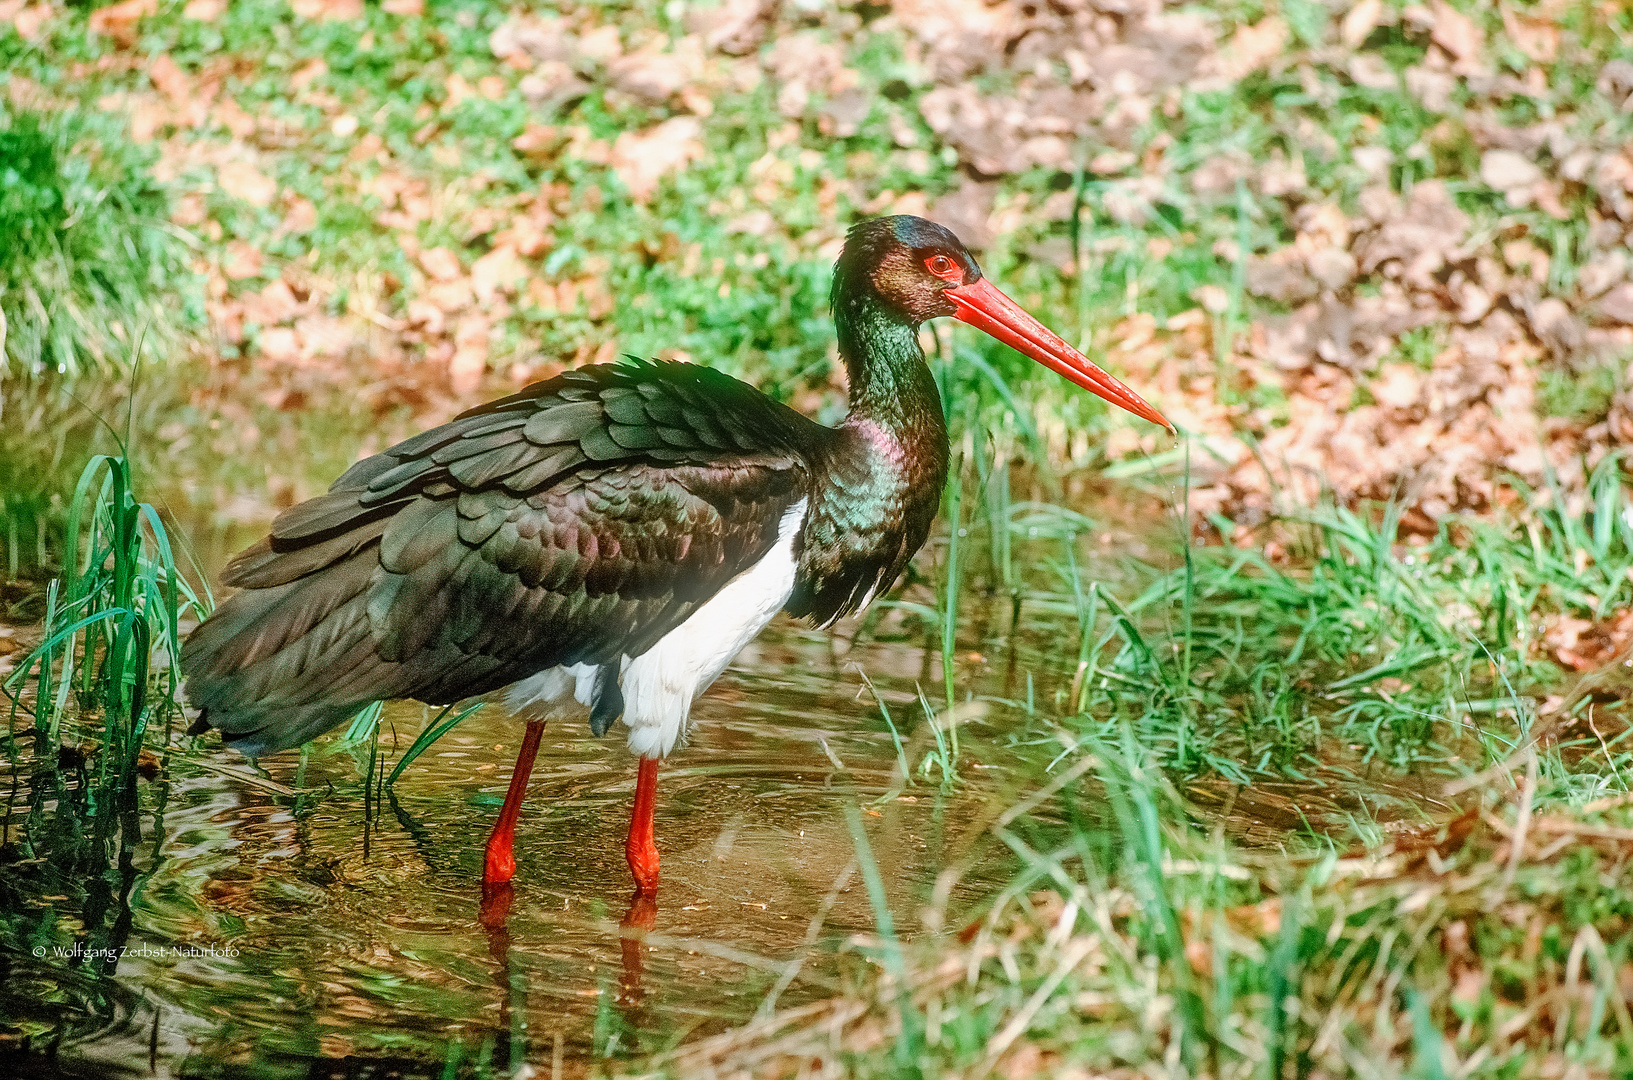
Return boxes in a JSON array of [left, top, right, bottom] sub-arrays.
[[418, 247, 463, 282], [1481, 149, 1543, 207], [217, 161, 277, 207], [381, 0, 421, 14], [280, 195, 318, 235], [9, 4, 52, 40], [511, 123, 566, 161], [1429, 0, 1481, 65], [294, 315, 354, 360], [148, 55, 190, 104], [183, 0, 225, 20], [577, 24, 622, 63], [290, 0, 361, 20], [611, 116, 703, 202], [694, 0, 774, 56], [405, 298, 445, 336], [1340, 0, 1381, 50], [212, 98, 256, 138], [1219, 17, 1287, 80], [471, 245, 528, 306], [89, 0, 156, 45], [222, 242, 264, 281], [259, 327, 300, 364], [449, 316, 490, 394], [241, 280, 301, 326], [610, 44, 697, 106], [1597, 285, 1633, 326], [172, 192, 207, 227], [1500, 5, 1556, 63], [290, 58, 328, 90], [425, 279, 474, 314]]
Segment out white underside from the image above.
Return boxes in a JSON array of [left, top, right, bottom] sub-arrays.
[[503, 499, 807, 758]]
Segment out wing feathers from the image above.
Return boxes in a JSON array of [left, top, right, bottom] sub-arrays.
[[184, 360, 823, 754], [522, 399, 603, 444]]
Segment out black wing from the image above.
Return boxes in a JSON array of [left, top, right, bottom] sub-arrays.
[[181, 361, 819, 755]]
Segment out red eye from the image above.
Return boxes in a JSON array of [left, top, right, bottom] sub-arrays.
[[925, 255, 960, 281]]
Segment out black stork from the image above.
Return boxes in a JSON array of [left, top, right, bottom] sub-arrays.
[[180, 215, 1168, 907]]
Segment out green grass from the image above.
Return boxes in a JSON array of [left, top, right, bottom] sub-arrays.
[[676, 438, 1633, 1078], [0, 104, 197, 380], [702, 730, 1633, 1078], [0, 452, 205, 998]]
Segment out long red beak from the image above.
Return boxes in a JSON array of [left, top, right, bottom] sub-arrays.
[[947, 278, 1171, 430]]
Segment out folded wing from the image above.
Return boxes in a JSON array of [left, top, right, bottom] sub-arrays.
[[181, 362, 816, 755]]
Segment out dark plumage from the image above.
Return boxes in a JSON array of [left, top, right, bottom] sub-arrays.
[[184, 360, 817, 754]]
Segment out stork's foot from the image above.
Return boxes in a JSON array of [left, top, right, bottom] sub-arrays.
[[625, 756, 661, 897], [479, 881, 515, 931]]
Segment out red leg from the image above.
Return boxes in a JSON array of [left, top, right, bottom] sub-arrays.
[[483, 719, 546, 887], [625, 756, 661, 897]]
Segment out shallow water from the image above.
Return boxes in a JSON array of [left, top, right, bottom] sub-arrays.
[[0, 470, 1449, 1076], [2, 609, 1074, 1077]]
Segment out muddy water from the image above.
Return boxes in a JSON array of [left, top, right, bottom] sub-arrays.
[[4, 603, 1078, 1077]]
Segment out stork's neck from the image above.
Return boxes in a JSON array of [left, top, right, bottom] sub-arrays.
[[835, 293, 946, 443], [787, 292, 949, 627]]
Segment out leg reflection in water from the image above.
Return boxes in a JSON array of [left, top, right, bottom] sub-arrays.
[[618, 892, 658, 1006]]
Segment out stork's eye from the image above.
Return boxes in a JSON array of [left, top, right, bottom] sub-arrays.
[[925, 255, 960, 281]]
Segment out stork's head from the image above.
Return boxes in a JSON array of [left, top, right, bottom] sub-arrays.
[[835, 216, 1170, 429]]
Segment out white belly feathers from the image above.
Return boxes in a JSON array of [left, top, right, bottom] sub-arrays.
[[503, 499, 808, 758]]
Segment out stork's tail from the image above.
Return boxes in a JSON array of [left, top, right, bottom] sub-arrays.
[[181, 533, 394, 757]]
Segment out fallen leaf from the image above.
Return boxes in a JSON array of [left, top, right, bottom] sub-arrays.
[[425, 278, 474, 314], [1500, 6, 1556, 63], [258, 327, 300, 364], [693, 0, 774, 56], [290, 0, 362, 19], [89, 0, 157, 45], [1429, 0, 1481, 65], [381, 0, 421, 14], [511, 123, 566, 161], [1481, 149, 1543, 206], [290, 58, 328, 90], [1372, 363, 1422, 410], [577, 23, 622, 63], [610, 116, 704, 202], [1340, 0, 1381, 49], [217, 161, 277, 207], [222, 242, 264, 280], [610, 46, 695, 105], [418, 247, 463, 282], [212, 98, 256, 138], [9, 4, 51, 40], [1219, 16, 1287, 80], [148, 55, 190, 104], [280, 195, 318, 235], [489, 15, 574, 65], [241, 280, 301, 325], [1597, 284, 1633, 326], [183, 0, 224, 20], [449, 316, 490, 394], [471, 245, 528, 306], [172, 192, 207, 227], [1598, 60, 1633, 111]]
